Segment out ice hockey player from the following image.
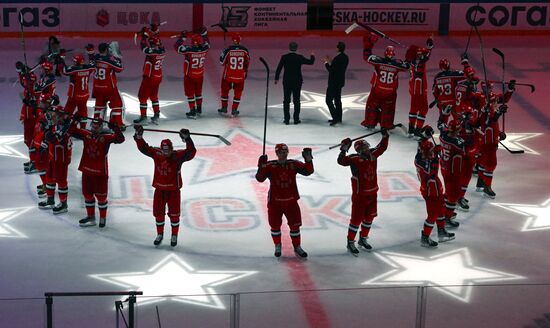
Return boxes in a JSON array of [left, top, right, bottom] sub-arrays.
[[432, 58, 464, 125], [134, 26, 166, 125], [133, 125, 196, 247], [415, 137, 456, 248], [256, 144, 314, 258], [361, 32, 410, 129], [338, 129, 389, 255], [218, 33, 250, 117], [174, 27, 210, 119], [16, 61, 39, 173], [69, 116, 125, 228], [62, 54, 95, 129]]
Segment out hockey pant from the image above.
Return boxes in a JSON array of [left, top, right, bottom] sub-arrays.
[[442, 168, 462, 219], [64, 96, 90, 129], [93, 88, 124, 127], [82, 173, 109, 219], [138, 76, 162, 116], [153, 189, 181, 236], [183, 76, 204, 111], [45, 160, 70, 202], [422, 195, 446, 237], [347, 194, 377, 241], [478, 143, 498, 188], [362, 91, 397, 129], [268, 200, 302, 246], [220, 79, 244, 111]]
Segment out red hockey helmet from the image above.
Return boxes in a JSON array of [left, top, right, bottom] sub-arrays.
[[41, 61, 54, 72], [464, 66, 475, 77], [419, 139, 434, 155], [417, 47, 428, 56], [231, 33, 241, 44], [439, 58, 450, 71], [160, 139, 173, 151], [191, 34, 202, 46], [354, 139, 370, 152], [384, 46, 395, 59], [447, 119, 461, 132], [149, 36, 161, 47], [275, 143, 288, 153], [73, 54, 85, 65]]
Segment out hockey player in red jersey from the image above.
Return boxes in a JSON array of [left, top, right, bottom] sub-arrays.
[[133, 125, 196, 247], [36, 61, 57, 109], [361, 33, 410, 129], [405, 38, 433, 137], [415, 137, 455, 248], [256, 144, 314, 258], [338, 130, 389, 255], [476, 81, 515, 199], [133, 32, 166, 125], [174, 27, 210, 119], [87, 43, 125, 128], [69, 117, 125, 228], [432, 58, 464, 125], [218, 33, 250, 117], [439, 119, 465, 228], [16, 61, 39, 172], [37, 108, 72, 214], [62, 54, 95, 129]]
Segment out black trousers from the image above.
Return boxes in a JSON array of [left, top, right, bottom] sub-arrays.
[[326, 85, 343, 122], [283, 84, 301, 122]]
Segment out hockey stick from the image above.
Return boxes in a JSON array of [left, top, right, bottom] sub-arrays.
[[140, 127, 231, 145], [155, 305, 162, 328], [259, 57, 270, 155], [463, 1, 481, 56], [487, 80, 535, 93], [473, 25, 491, 108], [499, 140, 524, 154], [429, 99, 438, 109], [328, 124, 402, 150], [492, 47, 506, 132], [44, 106, 104, 124], [345, 21, 406, 47]]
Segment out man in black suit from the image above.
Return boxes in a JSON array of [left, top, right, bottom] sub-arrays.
[[275, 42, 315, 125], [325, 41, 349, 126]]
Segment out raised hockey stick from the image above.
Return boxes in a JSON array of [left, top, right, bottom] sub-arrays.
[[463, 1, 481, 56], [345, 21, 406, 47], [492, 47, 506, 132], [140, 127, 231, 145], [259, 57, 270, 155], [499, 140, 524, 154], [328, 124, 402, 150]]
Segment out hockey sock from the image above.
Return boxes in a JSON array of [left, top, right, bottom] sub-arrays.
[[408, 114, 417, 127], [58, 182, 68, 203], [94, 106, 106, 119], [444, 198, 457, 219], [139, 103, 147, 117], [422, 219, 435, 236], [169, 216, 180, 235], [152, 100, 159, 113], [231, 98, 241, 111], [46, 183, 56, 198], [96, 194, 108, 219], [110, 108, 123, 126], [187, 97, 196, 110], [347, 223, 359, 241], [221, 96, 229, 109], [195, 94, 203, 107], [155, 216, 165, 235], [39, 173, 47, 185], [436, 217, 446, 229], [359, 219, 373, 238], [289, 229, 301, 247], [481, 170, 493, 187], [271, 229, 282, 245], [84, 196, 95, 218], [416, 114, 426, 129]]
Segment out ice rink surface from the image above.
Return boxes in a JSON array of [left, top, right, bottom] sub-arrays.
[[0, 34, 549, 327]]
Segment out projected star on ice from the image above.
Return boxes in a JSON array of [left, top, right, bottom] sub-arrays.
[[269, 90, 368, 119], [492, 198, 550, 231], [0, 207, 33, 238], [0, 135, 27, 159], [90, 254, 256, 309], [500, 133, 541, 155], [363, 248, 523, 302], [87, 92, 183, 119]]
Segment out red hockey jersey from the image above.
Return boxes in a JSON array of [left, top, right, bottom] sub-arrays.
[[220, 45, 250, 83], [256, 159, 314, 202]]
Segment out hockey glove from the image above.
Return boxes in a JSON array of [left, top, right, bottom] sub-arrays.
[[85, 44, 94, 54], [180, 31, 188, 40], [302, 148, 313, 162], [497, 104, 508, 115], [508, 79, 516, 91], [460, 53, 469, 65], [340, 138, 352, 152], [434, 144, 443, 154], [179, 128, 190, 141], [134, 124, 144, 137], [421, 125, 434, 138], [199, 25, 208, 37], [258, 154, 268, 167], [499, 131, 507, 141], [426, 37, 434, 49], [442, 105, 453, 115]]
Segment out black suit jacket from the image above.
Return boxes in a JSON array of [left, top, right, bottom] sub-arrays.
[[325, 52, 349, 88], [275, 52, 315, 87]]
